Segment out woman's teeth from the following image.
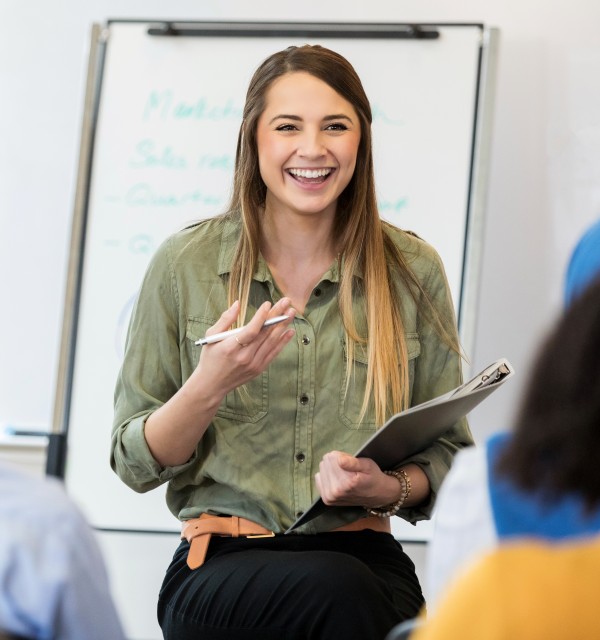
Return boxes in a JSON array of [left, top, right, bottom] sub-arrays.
[[288, 168, 332, 179]]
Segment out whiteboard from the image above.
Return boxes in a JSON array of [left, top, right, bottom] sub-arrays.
[[58, 21, 496, 538]]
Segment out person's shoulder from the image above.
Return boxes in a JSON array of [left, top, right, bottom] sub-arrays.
[[479, 536, 600, 592], [0, 462, 87, 527], [494, 536, 600, 562], [382, 222, 447, 291], [383, 221, 427, 248], [150, 213, 239, 266], [167, 214, 235, 250], [383, 221, 442, 265], [0, 461, 65, 500]]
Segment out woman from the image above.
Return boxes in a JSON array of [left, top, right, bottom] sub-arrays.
[[111, 44, 471, 639], [426, 223, 600, 612], [414, 276, 600, 639]]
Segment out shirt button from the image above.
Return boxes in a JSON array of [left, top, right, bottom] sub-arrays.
[[302, 335, 311, 345], [296, 452, 305, 463], [314, 287, 322, 297], [296, 511, 304, 518], [299, 394, 309, 405]]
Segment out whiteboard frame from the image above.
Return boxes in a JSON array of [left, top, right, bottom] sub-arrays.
[[49, 23, 105, 475], [458, 26, 500, 377], [51, 21, 498, 540]]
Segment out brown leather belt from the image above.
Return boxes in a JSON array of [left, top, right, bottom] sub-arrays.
[[181, 513, 391, 569]]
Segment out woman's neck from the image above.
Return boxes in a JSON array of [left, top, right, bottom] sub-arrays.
[[260, 208, 338, 313], [261, 205, 337, 263]]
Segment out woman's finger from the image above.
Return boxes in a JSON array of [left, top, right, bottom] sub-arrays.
[[233, 299, 295, 349]]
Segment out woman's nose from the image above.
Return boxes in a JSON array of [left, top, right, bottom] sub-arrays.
[[298, 130, 326, 158]]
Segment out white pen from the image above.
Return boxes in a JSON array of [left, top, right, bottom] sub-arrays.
[[195, 315, 290, 346]]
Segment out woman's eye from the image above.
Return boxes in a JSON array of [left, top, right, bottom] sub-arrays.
[[325, 123, 348, 131], [275, 124, 297, 131]]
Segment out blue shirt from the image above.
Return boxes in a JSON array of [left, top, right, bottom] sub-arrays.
[[565, 218, 600, 306], [0, 462, 125, 640], [487, 433, 600, 540]]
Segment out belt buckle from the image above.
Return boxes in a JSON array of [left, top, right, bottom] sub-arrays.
[[247, 532, 275, 539]]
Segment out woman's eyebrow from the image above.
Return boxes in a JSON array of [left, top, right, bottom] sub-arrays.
[[268, 113, 354, 125], [268, 114, 302, 125], [323, 114, 354, 124]]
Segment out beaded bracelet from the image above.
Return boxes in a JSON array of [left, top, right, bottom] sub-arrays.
[[366, 469, 412, 517]]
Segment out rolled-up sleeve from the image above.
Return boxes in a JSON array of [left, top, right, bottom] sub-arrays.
[[111, 237, 198, 492]]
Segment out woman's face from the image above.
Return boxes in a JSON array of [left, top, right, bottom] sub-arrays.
[[255, 71, 361, 221]]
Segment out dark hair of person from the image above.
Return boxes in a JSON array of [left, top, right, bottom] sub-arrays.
[[495, 274, 600, 509]]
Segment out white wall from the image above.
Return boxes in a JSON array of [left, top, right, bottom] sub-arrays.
[[2, 1, 600, 638]]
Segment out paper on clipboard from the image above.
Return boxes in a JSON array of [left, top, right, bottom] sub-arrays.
[[285, 357, 514, 533]]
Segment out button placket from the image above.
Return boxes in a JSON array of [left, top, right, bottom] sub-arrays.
[[292, 319, 316, 523]]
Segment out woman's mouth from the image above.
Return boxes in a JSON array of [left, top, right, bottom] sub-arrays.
[[286, 168, 334, 184]]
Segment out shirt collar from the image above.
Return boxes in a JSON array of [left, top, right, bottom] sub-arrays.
[[216, 217, 241, 277], [216, 216, 358, 283]]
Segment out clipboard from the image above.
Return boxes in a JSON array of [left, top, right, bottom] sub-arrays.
[[286, 357, 514, 533]]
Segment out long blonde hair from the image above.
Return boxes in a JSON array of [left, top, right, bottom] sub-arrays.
[[226, 45, 456, 425]]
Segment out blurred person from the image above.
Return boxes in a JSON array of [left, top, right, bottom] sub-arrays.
[[0, 461, 125, 639], [414, 536, 600, 640], [426, 263, 600, 612]]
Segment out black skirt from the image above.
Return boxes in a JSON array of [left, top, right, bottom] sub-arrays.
[[158, 529, 424, 640]]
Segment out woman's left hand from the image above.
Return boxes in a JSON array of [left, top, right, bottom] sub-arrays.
[[315, 451, 399, 509]]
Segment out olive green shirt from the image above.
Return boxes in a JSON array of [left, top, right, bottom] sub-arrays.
[[111, 216, 473, 533]]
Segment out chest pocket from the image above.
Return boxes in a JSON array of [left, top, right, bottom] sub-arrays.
[[186, 318, 268, 423], [339, 333, 421, 430]]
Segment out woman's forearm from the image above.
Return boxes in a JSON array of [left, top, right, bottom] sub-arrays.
[[144, 369, 224, 467]]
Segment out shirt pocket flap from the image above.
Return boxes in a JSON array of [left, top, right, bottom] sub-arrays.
[[186, 318, 215, 364], [342, 340, 369, 365], [186, 323, 204, 345], [406, 333, 421, 360], [186, 317, 268, 423], [343, 334, 421, 363]]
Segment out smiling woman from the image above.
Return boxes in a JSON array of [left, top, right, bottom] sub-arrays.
[[111, 44, 472, 640], [256, 72, 360, 228]]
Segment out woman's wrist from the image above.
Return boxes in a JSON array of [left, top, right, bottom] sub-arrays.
[[366, 468, 412, 517]]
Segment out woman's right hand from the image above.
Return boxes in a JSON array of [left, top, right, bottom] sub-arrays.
[[144, 298, 295, 467], [194, 298, 296, 402]]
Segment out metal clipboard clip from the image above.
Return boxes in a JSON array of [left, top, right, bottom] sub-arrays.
[[451, 359, 514, 398]]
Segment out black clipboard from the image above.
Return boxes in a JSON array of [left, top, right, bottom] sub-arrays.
[[285, 358, 514, 533]]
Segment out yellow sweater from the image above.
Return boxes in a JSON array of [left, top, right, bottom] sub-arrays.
[[414, 537, 600, 640]]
